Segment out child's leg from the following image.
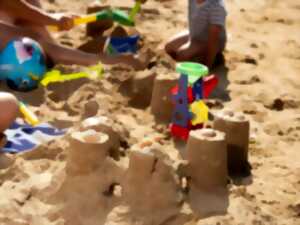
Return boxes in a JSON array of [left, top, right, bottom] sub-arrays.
[[175, 39, 206, 62], [0, 93, 18, 134], [165, 30, 189, 58]]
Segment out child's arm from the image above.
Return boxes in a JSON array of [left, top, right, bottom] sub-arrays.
[[0, 0, 74, 30], [205, 24, 222, 68]]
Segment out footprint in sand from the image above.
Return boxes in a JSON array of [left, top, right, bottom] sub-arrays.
[[243, 55, 258, 65], [235, 75, 261, 85], [263, 123, 285, 136], [266, 98, 300, 111]]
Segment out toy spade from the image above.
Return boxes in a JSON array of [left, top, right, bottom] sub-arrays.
[[40, 64, 103, 87], [19, 102, 39, 126], [130, 0, 142, 20], [48, 1, 142, 32]]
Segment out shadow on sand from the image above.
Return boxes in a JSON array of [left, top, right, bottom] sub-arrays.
[[210, 64, 230, 102]]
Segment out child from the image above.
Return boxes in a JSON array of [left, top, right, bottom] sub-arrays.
[[0, 0, 146, 70], [165, 0, 227, 68], [0, 92, 18, 148]]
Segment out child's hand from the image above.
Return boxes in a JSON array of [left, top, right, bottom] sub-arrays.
[[53, 14, 79, 31]]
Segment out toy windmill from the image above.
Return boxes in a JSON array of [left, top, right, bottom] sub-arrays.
[[170, 62, 218, 141]]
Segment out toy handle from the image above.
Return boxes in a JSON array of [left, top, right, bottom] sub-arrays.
[[129, 0, 142, 20], [73, 14, 98, 25], [48, 13, 100, 32], [19, 102, 39, 126]]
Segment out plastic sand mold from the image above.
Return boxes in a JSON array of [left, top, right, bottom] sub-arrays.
[[189, 100, 209, 125], [40, 64, 103, 87], [106, 35, 140, 55], [176, 62, 209, 84], [2, 121, 66, 153]]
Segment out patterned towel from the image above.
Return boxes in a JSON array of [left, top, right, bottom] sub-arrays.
[[2, 121, 66, 153]]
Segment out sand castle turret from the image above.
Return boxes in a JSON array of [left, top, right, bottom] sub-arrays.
[[80, 116, 120, 151], [151, 75, 178, 123], [213, 109, 251, 176], [53, 122, 125, 225], [66, 129, 111, 175], [122, 147, 182, 224], [185, 129, 228, 216]]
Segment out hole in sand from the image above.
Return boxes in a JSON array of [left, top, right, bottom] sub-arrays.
[[72, 130, 109, 144], [236, 114, 246, 121], [223, 110, 234, 117], [82, 116, 108, 128], [103, 183, 122, 197], [201, 129, 217, 138]]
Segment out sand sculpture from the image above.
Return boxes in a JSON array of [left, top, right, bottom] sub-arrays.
[[51, 122, 125, 225], [176, 129, 229, 217], [66, 129, 111, 175], [121, 147, 183, 224], [150, 75, 178, 123], [213, 109, 251, 176]]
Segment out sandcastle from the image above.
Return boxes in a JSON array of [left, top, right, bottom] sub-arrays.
[[66, 129, 111, 175], [213, 109, 251, 176], [149, 62, 251, 216], [151, 62, 218, 139], [184, 128, 229, 217], [150, 75, 178, 123], [121, 147, 183, 224], [54, 62, 251, 223]]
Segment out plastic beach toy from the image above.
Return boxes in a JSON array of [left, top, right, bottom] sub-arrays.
[[170, 62, 215, 141], [48, 3, 142, 32], [0, 38, 47, 92], [19, 102, 40, 126], [40, 64, 103, 87], [130, 0, 142, 20], [106, 35, 140, 55], [48, 0, 143, 32], [176, 62, 209, 84]]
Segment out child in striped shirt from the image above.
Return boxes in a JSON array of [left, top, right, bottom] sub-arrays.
[[165, 0, 227, 68]]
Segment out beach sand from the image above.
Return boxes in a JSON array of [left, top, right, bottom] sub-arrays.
[[0, 0, 299, 224]]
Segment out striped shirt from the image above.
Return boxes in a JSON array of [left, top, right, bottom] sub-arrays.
[[188, 0, 227, 50]]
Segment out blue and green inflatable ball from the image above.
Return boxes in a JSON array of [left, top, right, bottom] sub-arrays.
[[0, 37, 46, 92]]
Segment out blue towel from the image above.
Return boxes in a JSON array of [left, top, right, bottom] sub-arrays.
[[2, 121, 66, 153]]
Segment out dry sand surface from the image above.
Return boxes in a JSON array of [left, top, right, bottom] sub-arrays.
[[0, 0, 299, 224]]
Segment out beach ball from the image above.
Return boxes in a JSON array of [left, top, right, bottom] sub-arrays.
[[0, 37, 46, 92]]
